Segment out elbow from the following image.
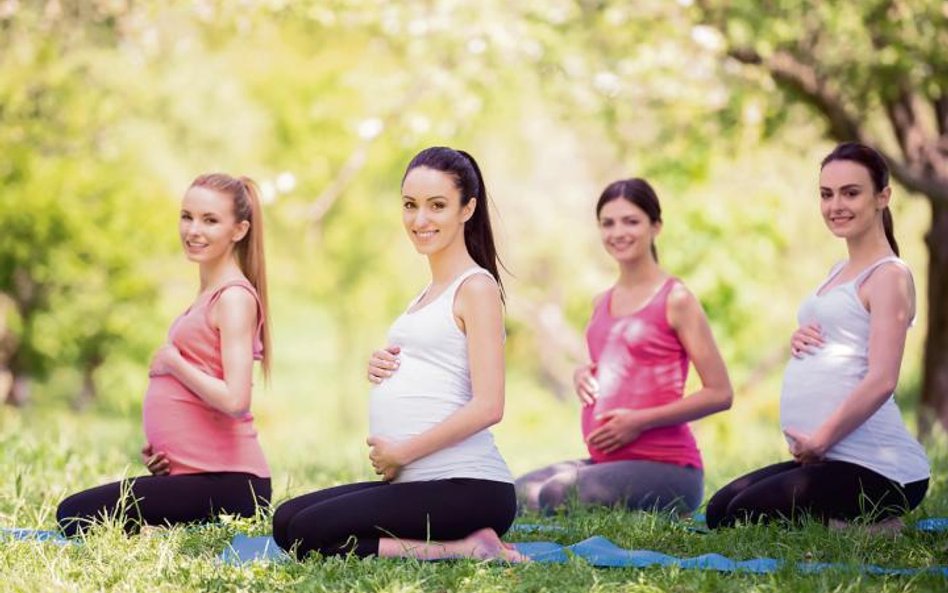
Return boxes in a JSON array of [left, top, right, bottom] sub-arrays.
[[481, 402, 504, 427], [715, 385, 734, 412], [220, 394, 252, 418], [875, 376, 899, 398]]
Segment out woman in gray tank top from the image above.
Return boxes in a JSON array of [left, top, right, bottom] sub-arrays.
[[707, 142, 929, 531], [272, 147, 523, 561]]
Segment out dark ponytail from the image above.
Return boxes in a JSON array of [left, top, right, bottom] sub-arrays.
[[403, 146, 506, 300], [821, 142, 899, 256]]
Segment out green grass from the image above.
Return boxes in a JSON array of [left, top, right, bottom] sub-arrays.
[[1, 294, 946, 592], [1, 395, 946, 592]]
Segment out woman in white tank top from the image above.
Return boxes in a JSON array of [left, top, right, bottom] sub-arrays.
[[272, 147, 522, 562], [707, 142, 929, 530]]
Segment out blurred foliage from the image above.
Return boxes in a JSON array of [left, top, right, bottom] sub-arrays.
[[0, 1, 940, 427]]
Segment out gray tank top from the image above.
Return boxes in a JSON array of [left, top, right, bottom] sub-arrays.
[[780, 256, 929, 484]]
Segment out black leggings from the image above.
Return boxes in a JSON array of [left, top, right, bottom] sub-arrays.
[[57, 472, 271, 537], [272, 478, 517, 560], [706, 460, 928, 529]]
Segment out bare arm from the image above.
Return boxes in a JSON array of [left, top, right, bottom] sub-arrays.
[[792, 264, 913, 458], [369, 274, 505, 478], [587, 283, 733, 452], [156, 287, 258, 417]]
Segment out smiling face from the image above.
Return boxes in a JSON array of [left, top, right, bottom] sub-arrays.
[[179, 185, 249, 264], [401, 166, 475, 256], [597, 197, 660, 263], [819, 159, 889, 241]]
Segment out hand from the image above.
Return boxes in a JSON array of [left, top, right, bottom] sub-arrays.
[[366, 436, 408, 481], [367, 345, 401, 384], [790, 323, 824, 358], [149, 343, 183, 377], [141, 444, 170, 476], [783, 427, 826, 464], [573, 363, 599, 407], [586, 408, 651, 454]]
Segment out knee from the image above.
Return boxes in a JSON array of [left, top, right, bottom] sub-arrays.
[[536, 477, 574, 513], [706, 486, 738, 529], [57, 493, 90, 537], [271, 503, 296, 551]]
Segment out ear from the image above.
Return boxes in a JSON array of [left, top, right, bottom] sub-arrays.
[[652, 220, 663, 237], [877, 186, 891, 210], [232, 219, 250, 243], [461, 197, 477, 224]]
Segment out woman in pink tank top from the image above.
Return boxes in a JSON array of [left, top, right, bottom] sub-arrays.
[[516, 178, 733, 514], [57, 173, 272, 536]]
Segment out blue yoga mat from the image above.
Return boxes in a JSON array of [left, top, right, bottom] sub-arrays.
[[0, 528, 70, 544], [219, 533, 948, 575]]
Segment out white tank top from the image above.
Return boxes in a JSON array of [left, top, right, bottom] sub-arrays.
[[780, 256, 929, 485], [368, 267, 513, 484]]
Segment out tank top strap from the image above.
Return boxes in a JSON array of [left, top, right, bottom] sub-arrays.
[[204, 280, 265, 342], [853, 256, 908, 289], [641, 277, 679, 327], [446, 267, 496, 303]]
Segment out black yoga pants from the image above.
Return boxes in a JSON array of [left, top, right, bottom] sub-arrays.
[[57, 472, 271, 537], [272, 478, 517, 559], [706, 460, 927, 529]]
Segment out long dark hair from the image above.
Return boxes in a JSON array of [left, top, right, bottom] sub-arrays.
[[403, 146, 505, 300], [820, 142, 899, 256], [595, 178, 663, 262]]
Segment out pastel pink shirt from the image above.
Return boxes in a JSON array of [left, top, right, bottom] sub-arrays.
[[142, 280, 270, 477], [581, 278, 703, 469]]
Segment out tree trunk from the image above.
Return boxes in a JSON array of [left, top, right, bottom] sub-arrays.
[[71, 361, 100, 411], [919, 200, 948, 437]]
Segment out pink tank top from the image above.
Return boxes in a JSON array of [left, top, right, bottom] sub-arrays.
[[142, 280, 270, 477], [581, 278, 703, 469]]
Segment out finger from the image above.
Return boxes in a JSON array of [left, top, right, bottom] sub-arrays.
[[581, 377, 598, 394], [385, 345, 401, 355], [577, 387, 594, 406]]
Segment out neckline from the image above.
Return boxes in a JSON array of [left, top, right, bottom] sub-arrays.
[[607, 276, 673, 319], [815, 256, 898, 298], [405, 267, 483, 316]]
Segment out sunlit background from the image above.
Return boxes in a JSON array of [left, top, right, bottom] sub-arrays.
[[1, 1, 945, 503]]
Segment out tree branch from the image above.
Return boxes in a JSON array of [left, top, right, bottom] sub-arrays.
[[729, 47, 862, 140]]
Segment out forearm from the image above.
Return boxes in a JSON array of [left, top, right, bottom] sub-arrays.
[[169, 359, 250, 416], [634, 386, 732, 431], [811, 373, 897, 451], [399, 398, 502, 465]]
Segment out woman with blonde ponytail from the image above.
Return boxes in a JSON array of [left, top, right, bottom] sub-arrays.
[[57, 173, 272, 536]]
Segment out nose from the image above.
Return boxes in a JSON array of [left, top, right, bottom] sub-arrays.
[[184, 219, 201, 236], [413, 208, 429, 227]]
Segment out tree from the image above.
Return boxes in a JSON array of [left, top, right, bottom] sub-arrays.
[[692, 0, 948, 435]]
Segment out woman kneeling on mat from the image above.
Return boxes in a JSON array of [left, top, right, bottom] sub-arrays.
[[57, 173, 272, 536], [516, 178, 733, 515], [272, 147, 522, 561], [706, 143, 929, 530]]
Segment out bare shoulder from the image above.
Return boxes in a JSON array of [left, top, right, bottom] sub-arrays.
[[214, 285, 258, 327], [865, 262, 915, 304], [217, 285, 257, 310], [458, 271, 500, 294], [665, 280, 704, 329], [667, 280, 700, 311]]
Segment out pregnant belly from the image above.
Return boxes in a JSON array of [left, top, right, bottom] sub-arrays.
[[369, 391, 461, 441]]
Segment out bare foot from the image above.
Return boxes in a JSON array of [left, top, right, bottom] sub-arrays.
[[462, 528, 528, 563]]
